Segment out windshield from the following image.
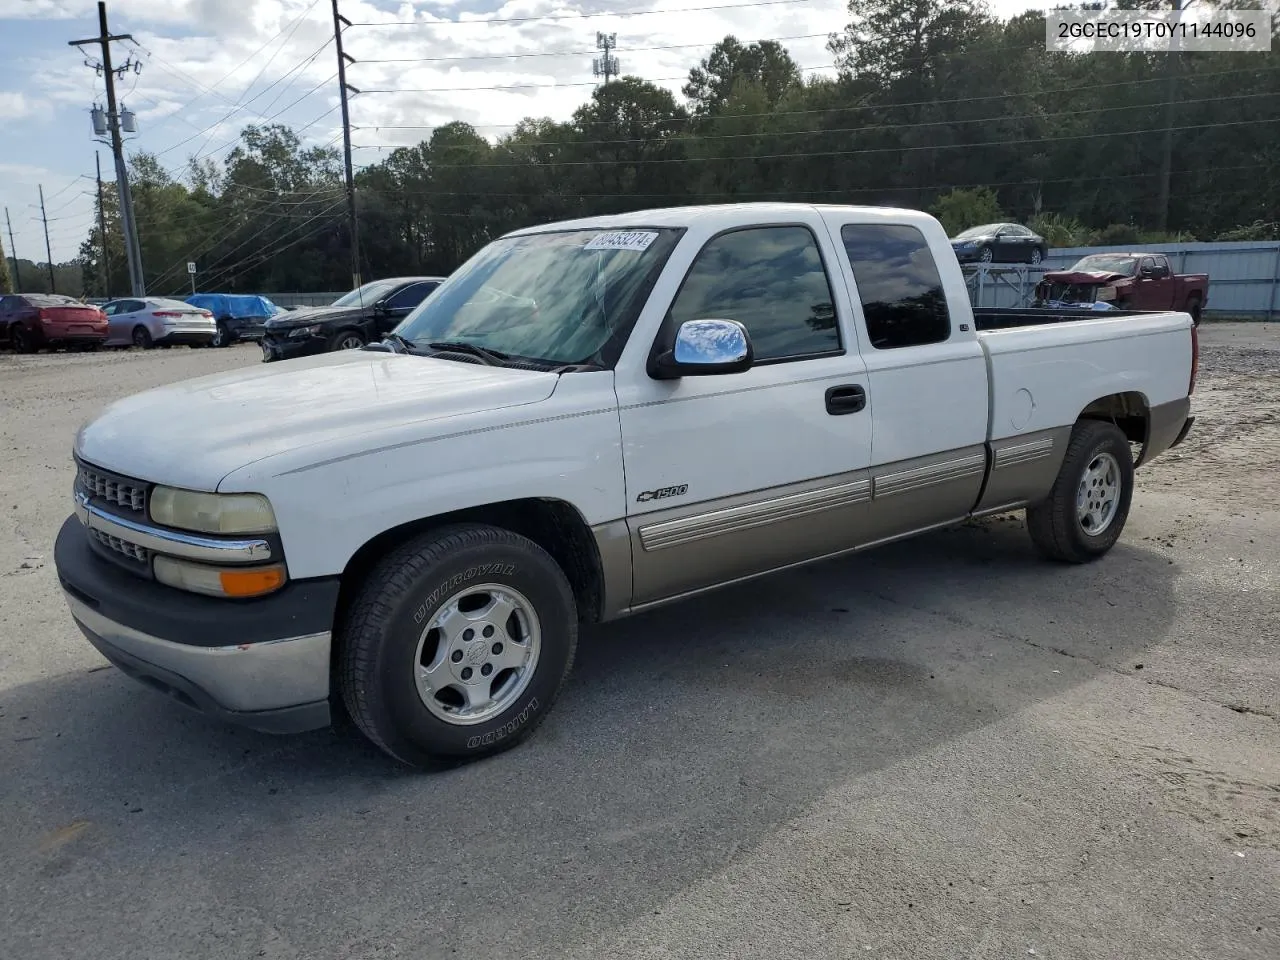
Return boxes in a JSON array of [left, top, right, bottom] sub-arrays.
[[1070, 254, 1138, 276], [396, 227, 683, 366], [332, 278, 406, 308], [955, 224, 1003, 239]]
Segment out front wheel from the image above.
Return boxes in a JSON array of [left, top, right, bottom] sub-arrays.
[[339, 524, 578, 767], [211, 321, 230, 348], [978, 246, 994, 263], [329, 330, 366, 352], [1026, 420, 1134, 563]]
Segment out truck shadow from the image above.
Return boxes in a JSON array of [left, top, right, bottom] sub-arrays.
[[1, 517, 1178, 958]]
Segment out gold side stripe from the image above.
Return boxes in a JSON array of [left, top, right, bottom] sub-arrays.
[[872, 454, 986, 499], [639, 478, 872, 552]]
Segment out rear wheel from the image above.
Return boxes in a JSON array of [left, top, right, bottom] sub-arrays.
[[1029, 247, 1044, 265], [1026, 420, 1133, 563], [1186, 295, 1203, 325], [9, 324, 34, 354], [132, 326, 153, 349], [339, 524, 578, 767], [329, 329, 366, 351]]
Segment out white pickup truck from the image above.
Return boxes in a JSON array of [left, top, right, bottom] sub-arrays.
[[55, 204, 1198, 766]]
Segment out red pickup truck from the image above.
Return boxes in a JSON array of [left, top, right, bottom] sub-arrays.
[[1034, 253, 1209, 323], [0, 293, 109, 352]]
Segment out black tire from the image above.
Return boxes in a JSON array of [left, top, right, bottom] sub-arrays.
[[1026, 420, 1134, 563], [328, 329, 366, 352], [978, 245, 994, 263], [10, 324, 36, 354], [132, 325, 153, 349], [211, 321, 231, 348], [1029, 246, 1044, 266], [339, 523, 578, 767], [1186, 295, 1202, 325]]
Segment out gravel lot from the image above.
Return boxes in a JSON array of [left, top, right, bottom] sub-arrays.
[[1, 327, 1277, 960]]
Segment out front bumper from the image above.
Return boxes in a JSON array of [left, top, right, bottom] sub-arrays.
[[260, 333, 325, 362], [55, 514, 339, 733]]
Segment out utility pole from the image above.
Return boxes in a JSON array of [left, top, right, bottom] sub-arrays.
[[70, 2, 145, 297], [332, 0, 362, 290], [4, 207, 19, 290], [38, 185, 56, 293], [1156, 0, 1187, 232], [95, 151, 112, 296], [593, 32, 619, 85]]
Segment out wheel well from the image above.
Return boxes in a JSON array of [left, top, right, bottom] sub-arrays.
[[1078, 391, 1150, 457], [334, 498, 605, 634]]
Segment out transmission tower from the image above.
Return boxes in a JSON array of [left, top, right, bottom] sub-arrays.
[[593, 32, 619, 85]]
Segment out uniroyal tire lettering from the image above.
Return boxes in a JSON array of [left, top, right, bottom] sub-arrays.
[[466, 698, 540, 749], [412, 562, 518, 624]]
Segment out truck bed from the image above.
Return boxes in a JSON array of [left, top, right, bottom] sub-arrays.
[[973, 307, 1148, 331]]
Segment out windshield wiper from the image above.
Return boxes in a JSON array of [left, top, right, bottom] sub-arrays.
[[424, 340, 509, 366], [383, 332, 418, 354]]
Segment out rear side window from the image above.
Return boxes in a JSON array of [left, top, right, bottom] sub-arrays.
[[668, 226, 840, 362], [386, 281, 438, 310], [839, 223, 952, 350]]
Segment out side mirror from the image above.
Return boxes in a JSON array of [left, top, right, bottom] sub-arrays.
[[650, 318, 753, 380]]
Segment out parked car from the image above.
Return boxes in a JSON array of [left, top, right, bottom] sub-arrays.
[[0, 293, 107, 353], [54, 203, 1197, 767], [184, 293, 281, 347], [950, 223, 1048, 265], [102, 297, 217, 348], [259, 276, 446, 362], [1034, 253, 1209, 323]]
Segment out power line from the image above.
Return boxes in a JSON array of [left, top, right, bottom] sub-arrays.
[[346, 63, 1280, 133], [125, 0, 326, 134], [360, 63, 836, 94], [352, 117, 1280, 171], [352, 90, 1278, 151], [352, 0, 813, 27], [347, 162, 1274, 203], [354, 32, 830, 64]]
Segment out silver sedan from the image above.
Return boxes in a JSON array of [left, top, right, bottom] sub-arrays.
[[102, 298, 217, 349]]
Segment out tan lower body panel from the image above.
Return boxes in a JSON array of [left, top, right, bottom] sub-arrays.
[[624, 442, 997, 609], [974, 426, 1071, 515]]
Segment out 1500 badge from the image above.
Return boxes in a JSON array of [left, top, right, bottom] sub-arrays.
[[637, 484, 688, 503]]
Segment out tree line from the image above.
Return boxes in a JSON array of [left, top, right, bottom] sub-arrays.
[[4, 0, 1276, 299]]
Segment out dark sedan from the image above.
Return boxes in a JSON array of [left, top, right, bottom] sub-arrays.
[[950, 223, 1048, 265], [259, 276, 446, 363]]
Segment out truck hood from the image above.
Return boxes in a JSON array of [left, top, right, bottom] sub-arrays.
[[75, 350, 559, 490], [1040, 270, 1130, 284]]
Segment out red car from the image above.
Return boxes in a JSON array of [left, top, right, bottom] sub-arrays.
[[1035, 253, 1209, 323], [0, 294, 109, 352]]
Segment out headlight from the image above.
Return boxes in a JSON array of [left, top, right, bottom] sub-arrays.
[[154, 556, 286, 598], [287, 324, 322, 338], [149, 486, 277, 534]]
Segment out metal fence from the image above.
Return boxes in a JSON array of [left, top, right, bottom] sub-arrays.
[[962, 240, 1280, 318]]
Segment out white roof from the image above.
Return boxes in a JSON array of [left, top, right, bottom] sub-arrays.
[[505, 202, 936, 238]]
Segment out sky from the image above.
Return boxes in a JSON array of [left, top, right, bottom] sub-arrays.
[[0, 0, 1057, 263]]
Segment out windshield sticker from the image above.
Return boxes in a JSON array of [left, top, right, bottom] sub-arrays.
[[584, 231, 659, 252]]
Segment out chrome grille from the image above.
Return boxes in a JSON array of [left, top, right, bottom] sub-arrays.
[[77, 462, 147, 513], [89, 527, 152, 565]]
